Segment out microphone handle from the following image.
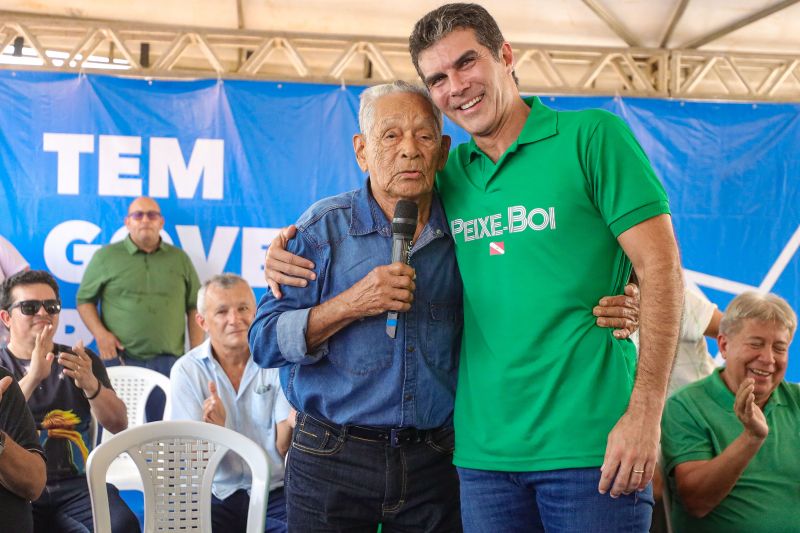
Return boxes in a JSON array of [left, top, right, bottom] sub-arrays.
[[386, 235, 411, 338]]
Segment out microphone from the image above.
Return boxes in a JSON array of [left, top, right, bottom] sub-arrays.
[[386, 199, 418, 339]]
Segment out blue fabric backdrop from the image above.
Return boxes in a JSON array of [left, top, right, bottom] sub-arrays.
[[0, 71, 797, 380]]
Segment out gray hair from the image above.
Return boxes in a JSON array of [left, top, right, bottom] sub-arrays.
[[358, 81, 443, 138], [197, 273, 252, 315], [409, 3, 510, 82], [719, 291, 797, 338]]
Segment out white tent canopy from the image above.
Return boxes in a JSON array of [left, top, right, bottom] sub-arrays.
[[1, 0, 799, 100]]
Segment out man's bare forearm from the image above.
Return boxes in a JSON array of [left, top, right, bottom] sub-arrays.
[[674, 431, 764, 517], [17, 374, 41, 401], [90, 386, 128, 434], [629, 256, 683, 414], [77, 303, 110, 337], [305, 292, 361, 351], [0, 434, 46, 501], [620, 215, 683, 416]]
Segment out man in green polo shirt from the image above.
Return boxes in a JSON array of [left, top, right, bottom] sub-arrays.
[[661, 291, 799, 532], [77, 196, 203, 417], [263, 4, 682, 531]]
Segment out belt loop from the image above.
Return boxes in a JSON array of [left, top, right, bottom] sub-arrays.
[[390, 428, 401, 448]]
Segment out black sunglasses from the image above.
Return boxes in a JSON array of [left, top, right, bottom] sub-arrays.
[[8, 299, 62, 316]]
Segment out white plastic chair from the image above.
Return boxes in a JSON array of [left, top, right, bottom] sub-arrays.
[[87, 420, 269, 533], [106, 366, 172, 433], [102, 366, 172, 491]]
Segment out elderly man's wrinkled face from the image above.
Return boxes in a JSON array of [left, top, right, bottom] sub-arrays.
[[354, 92, 450, 205], [0, 283, 60, 346], [719, 319, 792, 407], [198, 282, 256, 353], [125, 197, 164, 251]]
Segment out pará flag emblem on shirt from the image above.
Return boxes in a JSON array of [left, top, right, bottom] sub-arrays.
[[489, 241, 504, 255]]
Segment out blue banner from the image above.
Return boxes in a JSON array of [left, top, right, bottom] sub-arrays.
[[0, 71, 797, 380]]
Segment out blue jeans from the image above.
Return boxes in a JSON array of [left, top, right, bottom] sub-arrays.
[[286, 413, 462, 532], [457, 467, 653, 533], [105, 352, 177, 422], [211, 487, 287, 533], [33, 476, 140, 533]]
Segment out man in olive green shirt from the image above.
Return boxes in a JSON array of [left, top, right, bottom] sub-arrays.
[[77, 197, 203, 390]]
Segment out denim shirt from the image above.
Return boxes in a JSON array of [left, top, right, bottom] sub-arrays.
[[249, 181, 463, 429]]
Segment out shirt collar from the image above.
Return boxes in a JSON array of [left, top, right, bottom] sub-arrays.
[[123, 235, 163, 255], [349, 178, 390, 237], [466, 95, 559, 162], [707, 367, 787, 413], [348, 178, 451, 239]]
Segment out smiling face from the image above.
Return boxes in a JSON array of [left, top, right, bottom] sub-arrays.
[[0, 283, 60, 347], [197, 281, 256, 354], [719, 318, 792, 407], [354, 91, 450, 209], [417, 28, 517, 139]]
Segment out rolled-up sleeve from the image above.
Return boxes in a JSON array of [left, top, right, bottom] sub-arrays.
[[249, 230, 329, 368]]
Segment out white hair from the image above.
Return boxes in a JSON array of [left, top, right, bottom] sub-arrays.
[[358, 80, 443, 138]]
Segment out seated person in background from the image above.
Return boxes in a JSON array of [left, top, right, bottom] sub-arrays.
[[170, 274, 292, 533], [0, 369, 47, 533], [0, 270, 138, 533], [661, 291, 799, 533]]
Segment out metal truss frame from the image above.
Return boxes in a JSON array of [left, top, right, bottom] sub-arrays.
[[1, 10, 799, 102]]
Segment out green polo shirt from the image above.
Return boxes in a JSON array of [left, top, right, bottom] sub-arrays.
[[661, 369, 800, 532], [437, 96, 670, 471], [77, 236, 201, 360]]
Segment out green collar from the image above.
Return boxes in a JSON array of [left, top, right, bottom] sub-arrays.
[[466, 96, 559, 162], [123, 235, 163, 255], [707, 367, 786, 415]]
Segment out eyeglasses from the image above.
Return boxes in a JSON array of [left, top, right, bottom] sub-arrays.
[[127, 210, 162, 221], [8, 299, 62, 316]]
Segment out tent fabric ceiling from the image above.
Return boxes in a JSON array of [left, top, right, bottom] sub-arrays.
[[1, 1, 799, 101], [3, 0, 799, 54]]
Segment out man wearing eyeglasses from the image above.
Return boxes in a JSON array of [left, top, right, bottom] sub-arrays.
[[77, 196, 203, 419], [0, 269, 139, 533]]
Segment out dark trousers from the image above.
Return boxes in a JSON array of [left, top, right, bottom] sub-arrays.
[[104, 352, 177, 422], [33, 476, 140, 533], [211, 487, 288, 533], [286, 413, 462, 533]]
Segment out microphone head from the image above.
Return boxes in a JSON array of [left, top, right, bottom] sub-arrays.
[[391, 200, 418, 239]]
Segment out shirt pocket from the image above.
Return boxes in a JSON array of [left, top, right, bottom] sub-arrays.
[[421, 301, 460, 372], [327, 314, 393, 375]]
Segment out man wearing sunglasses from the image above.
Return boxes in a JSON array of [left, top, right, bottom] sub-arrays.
[[77, 196, 203, 419], [0, 270, 139, 533]]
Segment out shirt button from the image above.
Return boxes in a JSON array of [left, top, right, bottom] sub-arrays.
[[407, 346, 415, 352], [405, 394, 413, 401], [435, 229, 442, 236]]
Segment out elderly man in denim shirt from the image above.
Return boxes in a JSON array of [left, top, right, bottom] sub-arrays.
[[249, 81, 463, 532]]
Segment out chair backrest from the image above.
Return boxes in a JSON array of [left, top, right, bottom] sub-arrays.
[[104, 366, 172, 442], [87, 420, 269, 533]]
